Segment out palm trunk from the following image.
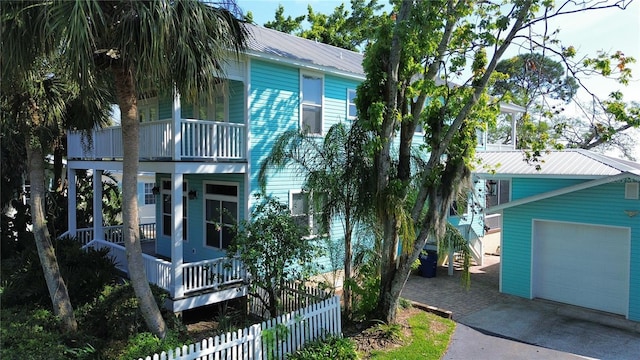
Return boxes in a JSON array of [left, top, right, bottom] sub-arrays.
[[343, 219, 353, 318], [113, 65, 167, 339], [26, 131, 77, 333]]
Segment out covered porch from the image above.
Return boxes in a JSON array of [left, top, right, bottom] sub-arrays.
[[74, 224, 248, 312]]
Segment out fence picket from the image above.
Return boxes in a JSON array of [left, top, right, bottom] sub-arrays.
[[140, 295, 340, 360]]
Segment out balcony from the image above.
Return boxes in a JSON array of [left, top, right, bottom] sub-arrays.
[[67, 119, 246, 162]]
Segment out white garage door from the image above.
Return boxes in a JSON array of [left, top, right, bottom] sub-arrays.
[[532, 220, 630, 316]]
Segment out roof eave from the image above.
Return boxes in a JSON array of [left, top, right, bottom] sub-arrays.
[[486, 172, 640, 214]]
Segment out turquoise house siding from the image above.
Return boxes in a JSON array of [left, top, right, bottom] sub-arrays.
[[511, 178, 587, 200], [155, 173, 246, 263], [247, 60, 362, 272], [501, 181, 640, 320]]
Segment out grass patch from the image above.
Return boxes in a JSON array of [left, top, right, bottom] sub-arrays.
[[369, 311, 455, 360]]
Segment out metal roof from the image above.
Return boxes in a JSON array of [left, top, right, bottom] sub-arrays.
[[474, 149, 640, 177], [245, 24, 364, 78]]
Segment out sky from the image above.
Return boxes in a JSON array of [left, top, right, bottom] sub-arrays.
[[237, 0, 640, 158]]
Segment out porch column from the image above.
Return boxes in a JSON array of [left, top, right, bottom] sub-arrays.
[[171, 173, 184, 298], [92, 170, 104, 241], [67, 168, 77, 237], [172, 88, 182, 161], [510, 112, 517, 149]]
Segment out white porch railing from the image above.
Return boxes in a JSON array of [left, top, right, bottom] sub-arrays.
[[81, 232, 246, 296], [67, 119, 246, 161], [182, 257, 246, 294], [72, 223, 156, 246], [83, 239, 173, 292], [139, 295, 342, 360]]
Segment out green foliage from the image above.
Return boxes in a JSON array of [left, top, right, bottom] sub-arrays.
[[79, 282, 180, 340], [370, 320, 403, 342], [0, 307, 98, 360], [1, 237, 118, 308], [262, 323, 291, 360], [369, 312, 455, 359], [346, 244, 381, 320], [288, 336, 358, 360], [263, 0, 386, 51], [439, 223, 472, 288], [118, 331, 183, 360], [228, 195, 324, 318]]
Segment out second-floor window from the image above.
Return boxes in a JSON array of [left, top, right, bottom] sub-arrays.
[[301, 74, 323, 135], [138, 97, 159, 122], [486, 179, 510, 207], [347, 89, 357, 119], [194, 85, 227, 122]]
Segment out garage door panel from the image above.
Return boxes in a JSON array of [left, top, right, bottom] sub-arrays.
[[532, 221, 630, 316]]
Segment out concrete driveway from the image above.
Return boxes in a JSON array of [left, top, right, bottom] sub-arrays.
[[401, 255, 640, 360]]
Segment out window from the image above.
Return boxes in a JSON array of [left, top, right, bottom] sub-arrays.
[[476, 128, 486, 147], [161, 180, 187, 241], [290, 191, 325, 236], [144, 183, 156, 205], [204, 182, 238, 249], [347, 89, 357, 119], [193, 85, 227, 122], [486, 179, 510, 207], [625, 182, 639, 200], [301, 74, 323, 135], [138, 97, 159, 122]]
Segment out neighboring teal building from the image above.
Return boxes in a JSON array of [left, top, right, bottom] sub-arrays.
[[476, 149, 640, 322]]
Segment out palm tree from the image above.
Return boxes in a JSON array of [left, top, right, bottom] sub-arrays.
[[1, 3, 112, 333], [46, 0, 249, 338], [258, 122, 375, 318]]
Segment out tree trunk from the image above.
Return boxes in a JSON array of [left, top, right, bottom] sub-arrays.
[[343, 218, 353, 318], [26, 132, 77, 333], [113, 65, 167, 339]]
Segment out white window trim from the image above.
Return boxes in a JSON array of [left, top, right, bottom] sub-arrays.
[[625, 182, 639, 200], [138, 97, 159, 122], [289, 189, 327, 239], [347, 88, 357, 120], [160, 179, 188, 242], [144, 182, 156, 205], [300, 72, 324, 136], [203, 181, 239, 250]]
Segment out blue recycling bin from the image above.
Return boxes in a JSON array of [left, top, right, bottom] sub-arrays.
[[419, 250, 437, 278]]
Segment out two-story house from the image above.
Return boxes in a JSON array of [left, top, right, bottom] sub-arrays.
[[66, 23, 522, 312]]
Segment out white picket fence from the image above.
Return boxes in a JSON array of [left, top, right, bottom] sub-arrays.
[[139, 295, 342, 360]]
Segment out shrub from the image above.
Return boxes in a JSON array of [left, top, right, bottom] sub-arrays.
[[0, 307, 98, 360], [288, 336, 357, 360], [1, 237, 118, 308], [79, 282, 183, 340], [118, 331, 183, 360]]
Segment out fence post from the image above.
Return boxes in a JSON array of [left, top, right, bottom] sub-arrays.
[[252, 324, 262, 360]]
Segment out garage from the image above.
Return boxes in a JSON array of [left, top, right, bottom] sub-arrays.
[[532, 220, 630, 316]]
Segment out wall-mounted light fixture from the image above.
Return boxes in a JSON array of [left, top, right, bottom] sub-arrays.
[[188, 189, 198, 200], [152, 186, 160, 195]]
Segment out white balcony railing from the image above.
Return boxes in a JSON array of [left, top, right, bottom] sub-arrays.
[[68, 119, 246, 161]]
